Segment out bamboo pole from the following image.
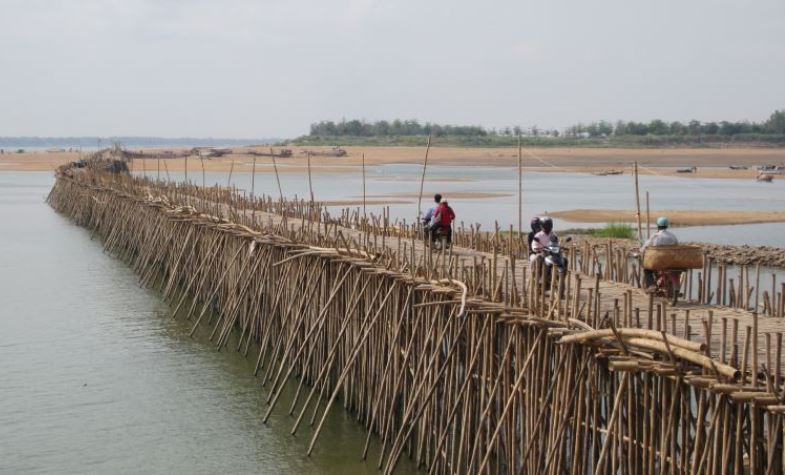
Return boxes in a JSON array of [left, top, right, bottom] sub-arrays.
[[518, 132, 523, 236], [416, 134, 432, 223], [645, 191, 651, 239], [306, 151, 315, 204], [633, 161, 642, 242], [270, 147, 283, 203]]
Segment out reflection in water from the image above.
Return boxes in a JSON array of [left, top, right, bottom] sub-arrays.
[[0, 172, 412, 474]]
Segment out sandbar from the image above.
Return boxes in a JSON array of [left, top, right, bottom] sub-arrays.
[[551, 209, 785, 227], [1, 146, 783, 181]]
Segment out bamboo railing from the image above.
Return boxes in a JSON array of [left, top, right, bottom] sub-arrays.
[[47, 168, 785, 474]]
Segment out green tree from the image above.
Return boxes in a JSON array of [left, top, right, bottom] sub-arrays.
[[669, 121, 687, 135], [703, 122, 720, 135], [648, 119, 669, 135], [766, 110, 785, 134]]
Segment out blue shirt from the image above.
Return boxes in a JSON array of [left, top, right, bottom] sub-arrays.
[[423, 204, 438, 224]]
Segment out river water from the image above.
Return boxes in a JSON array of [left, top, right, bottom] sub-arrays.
[[148, 164, 785, 247], [0, 172, 411, 473]]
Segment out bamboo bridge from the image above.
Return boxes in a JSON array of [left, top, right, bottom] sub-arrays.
[[47, 165, 785, 474]]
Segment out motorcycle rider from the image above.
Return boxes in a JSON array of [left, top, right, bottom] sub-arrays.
[[527, 217, 542, 256], [640, 216, 678, 289], [433, 199, 456, 246], [421, 193, 442, 242], [530, 217, 569, 289], [530, 217, 558, 263]]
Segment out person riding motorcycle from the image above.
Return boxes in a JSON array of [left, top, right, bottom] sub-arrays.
[[640, 216, 679, 289], [530, 217, 558, 263], [530, 217, 570, 291], [527, 217, 542, 256], [421, 193, 442, 242], [432, 199, 456, 246]]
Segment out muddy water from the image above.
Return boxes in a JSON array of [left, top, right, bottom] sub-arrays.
[[0, 172, 413, 473]]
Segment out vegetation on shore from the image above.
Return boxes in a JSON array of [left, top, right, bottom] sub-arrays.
[[289, 110, 785, 148], [564, 223, 637, 240]]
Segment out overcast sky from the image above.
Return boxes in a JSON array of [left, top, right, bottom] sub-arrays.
[[1, 0, 783, 138]]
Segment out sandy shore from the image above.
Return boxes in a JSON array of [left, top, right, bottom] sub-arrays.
[[318, 191, 511, 207], [1, 145, 783, 179], [369, 191, 512, 200], [551, 208, 785, 226], [321, 199, 412, 206]]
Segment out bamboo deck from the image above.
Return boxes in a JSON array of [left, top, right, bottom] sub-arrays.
[[47, 169, 785, 474]]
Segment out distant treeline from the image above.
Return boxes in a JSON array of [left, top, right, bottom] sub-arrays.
[[0, 136, 279, 149], [308, 120, 489, 138], [294, 110, 785, 147], [565, 109, 785, 138]]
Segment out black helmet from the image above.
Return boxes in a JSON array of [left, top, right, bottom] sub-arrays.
[[434, 193, 442, 203], [541, 217, 553, 232], [530, 217, 542, 232]]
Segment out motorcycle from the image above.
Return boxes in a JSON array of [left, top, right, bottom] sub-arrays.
[[537, 236, 571, 294], [651, 269, 682, 305], [633, 251, 683, 305], [431, 225, 451, 251], [543, 236, 570, 272]]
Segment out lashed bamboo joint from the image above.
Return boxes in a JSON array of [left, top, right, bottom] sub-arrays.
[[47, 162, 785, 474]]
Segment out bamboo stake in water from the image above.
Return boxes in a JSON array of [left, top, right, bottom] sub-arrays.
[[306, 151, 314, 205], [633, 161, 642, 242], [270, 147, 283, 202], [251, 155, 257, 222], [415, 134, 432, 223], [517, 132, 523, 236], [200, 156, 206, 189], [227, 159, 234, 188], [250, 156, 257, 199], [645, 190, 651, 239], [362, 152, 367, 218]]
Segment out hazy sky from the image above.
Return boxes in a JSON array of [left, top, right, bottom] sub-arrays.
[[1, 0, 783, 138]]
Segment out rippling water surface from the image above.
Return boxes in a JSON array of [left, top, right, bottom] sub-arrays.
[[0, 172, 412, 474]]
